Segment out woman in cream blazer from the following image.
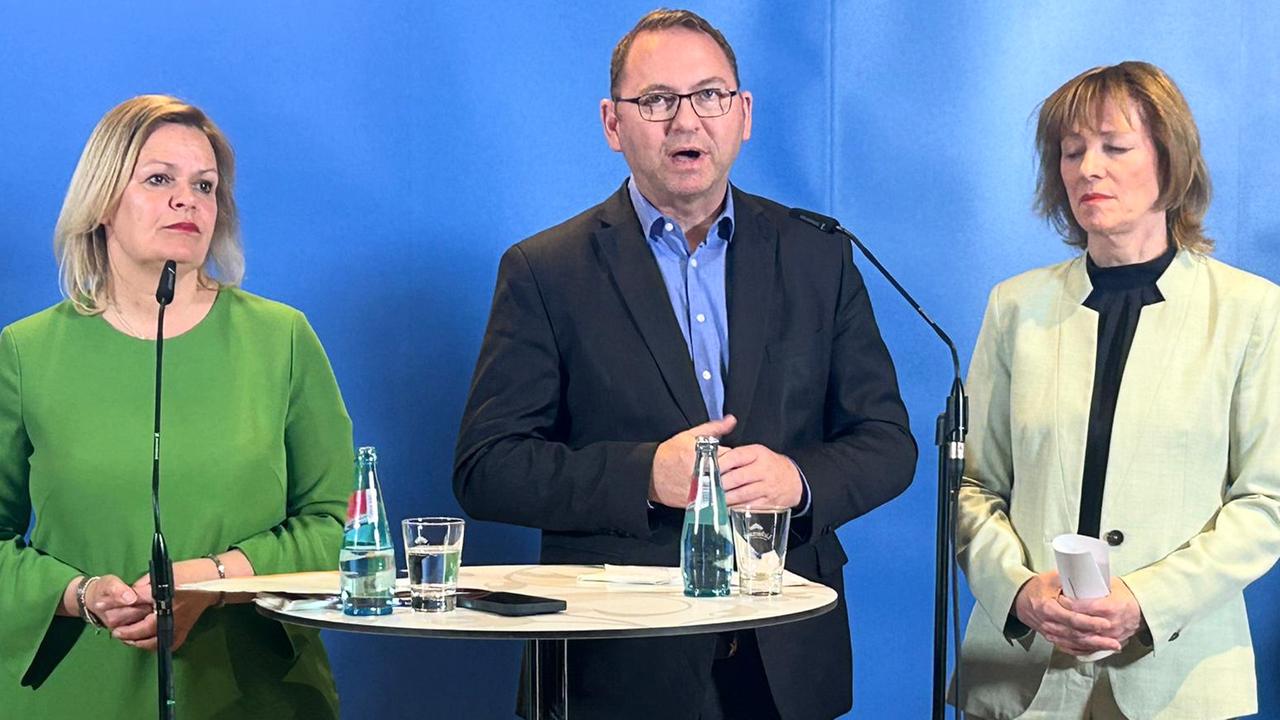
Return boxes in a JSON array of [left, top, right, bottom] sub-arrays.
[[956, 62, 1280, 720]]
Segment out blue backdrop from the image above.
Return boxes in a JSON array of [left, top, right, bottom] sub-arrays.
[[2, 2, 1277, 717]]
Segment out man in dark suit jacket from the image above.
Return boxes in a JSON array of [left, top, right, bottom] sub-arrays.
[[454, 9, 917, 719]]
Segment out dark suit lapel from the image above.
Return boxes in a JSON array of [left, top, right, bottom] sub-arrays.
[[723, 190, 777, 431], [593, 185, 708, 426]]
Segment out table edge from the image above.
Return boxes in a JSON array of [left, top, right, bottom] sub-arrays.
[[256, 596, 838, 641]]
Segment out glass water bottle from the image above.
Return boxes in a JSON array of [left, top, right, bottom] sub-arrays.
[[681, 436, 734, 597], [340, 446, 395, 615]]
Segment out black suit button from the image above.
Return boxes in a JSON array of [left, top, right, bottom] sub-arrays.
[[1105, 530, 1124, 546], [1169, 631, 1180, 642]]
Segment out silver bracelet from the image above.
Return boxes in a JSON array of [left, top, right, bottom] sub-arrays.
[[75, 575, 104, 630], [205, 554, 227, 608], [205, 553, 226, 579]]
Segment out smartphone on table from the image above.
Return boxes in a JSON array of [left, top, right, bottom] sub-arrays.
[[455, 589, 567, 616]]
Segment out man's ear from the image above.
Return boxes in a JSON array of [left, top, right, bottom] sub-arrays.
[[601, 99, 624, 153]]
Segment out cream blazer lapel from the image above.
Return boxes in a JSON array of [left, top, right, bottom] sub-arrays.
[[1054, 256, 1095, 532], [1104, 251, 1198, 502]]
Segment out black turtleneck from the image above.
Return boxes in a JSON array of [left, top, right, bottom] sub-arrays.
[[1076, 243, 1177, 538]]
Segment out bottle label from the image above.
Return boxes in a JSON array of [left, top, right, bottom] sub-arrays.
[[346, 488, 378, 527]]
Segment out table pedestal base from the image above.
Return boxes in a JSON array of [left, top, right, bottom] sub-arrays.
[[525, 638, 567, 719]]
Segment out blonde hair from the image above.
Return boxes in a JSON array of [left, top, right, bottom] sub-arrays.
[[1033, 61, 1213, 253], [54, 94, 242, 314]]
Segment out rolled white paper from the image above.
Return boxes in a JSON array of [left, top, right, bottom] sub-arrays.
[[1052, 533, 1115, 661]]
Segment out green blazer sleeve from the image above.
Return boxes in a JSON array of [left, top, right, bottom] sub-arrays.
[[232, 313, 352, 575], [0, 328, 83, 685], [1121, 284, 1280, 653], [956, 284, 1036, 635]]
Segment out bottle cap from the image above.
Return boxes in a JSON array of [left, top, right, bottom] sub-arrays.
[[357, 446, 378, 462], [694, 435, 720, 447]]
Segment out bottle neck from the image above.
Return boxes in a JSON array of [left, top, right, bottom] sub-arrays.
[[356, 458, 382, 490], [348, 459, 391, 548], [691, 449, 723, 505], [695, 446, 720, 474]]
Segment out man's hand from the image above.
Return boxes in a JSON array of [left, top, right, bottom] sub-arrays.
[[1059, 576, 1145, 647], [650, 415, 737, 507], [720, 445, 803, 509], [1013, 571, 1121, 656]]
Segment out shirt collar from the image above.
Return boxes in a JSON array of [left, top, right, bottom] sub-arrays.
[[626, 177, 735, 254], [1085, 241, 1177, 291]]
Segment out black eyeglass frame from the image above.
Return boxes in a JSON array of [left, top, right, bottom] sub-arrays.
[[612, 89, 740, 121]]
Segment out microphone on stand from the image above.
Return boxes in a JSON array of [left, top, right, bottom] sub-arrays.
[[150, 259, 177, 720], [789, 208, 967, 719]]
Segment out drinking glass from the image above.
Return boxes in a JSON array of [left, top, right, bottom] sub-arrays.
[[402, 517, 465, 611], [730, 507, 791, 596]]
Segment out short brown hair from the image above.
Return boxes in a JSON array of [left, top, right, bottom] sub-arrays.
[[1033, 61, 1212, 253], [54, 94, 242, 314], [610, 9, 739, 97]]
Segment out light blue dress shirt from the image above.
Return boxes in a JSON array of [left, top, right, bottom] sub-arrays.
[[627, 178, 811, 515], [627, 178, 732, 421]]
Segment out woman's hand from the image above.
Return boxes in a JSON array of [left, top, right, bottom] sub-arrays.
[[60, 574, 152, 630], [111, 559, 221, 652], [85, 575, 153, 630], [1013, 571, 1123, 656], [1059, 577, 1145, 646]]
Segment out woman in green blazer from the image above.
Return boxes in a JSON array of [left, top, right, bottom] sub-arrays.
[[955, 62, 1280, 719], [0, 95, 353, 718]]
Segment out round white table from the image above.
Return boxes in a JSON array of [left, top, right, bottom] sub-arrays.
[[255, 564, 837, 718]]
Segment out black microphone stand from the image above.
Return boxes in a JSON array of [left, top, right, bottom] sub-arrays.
[[789, 209, 967, 719], [150, 260, 178, 720]]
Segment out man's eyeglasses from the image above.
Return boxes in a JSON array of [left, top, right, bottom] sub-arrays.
[[613, 88, 739, 122]]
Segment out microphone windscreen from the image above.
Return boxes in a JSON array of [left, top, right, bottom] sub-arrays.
[[788, 207, 840, 233], [155, 260, 178, 306]]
